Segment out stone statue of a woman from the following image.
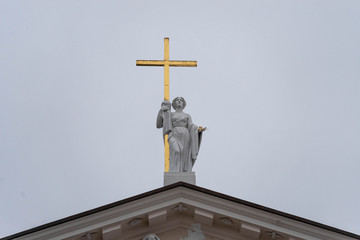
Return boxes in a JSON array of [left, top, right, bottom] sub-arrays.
[[156, 97, 205, 172]]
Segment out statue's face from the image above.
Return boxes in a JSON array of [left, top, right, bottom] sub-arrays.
[[173, 97, 184, 109]]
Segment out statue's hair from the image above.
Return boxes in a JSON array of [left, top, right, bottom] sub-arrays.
[[172, 97, 186, 110]]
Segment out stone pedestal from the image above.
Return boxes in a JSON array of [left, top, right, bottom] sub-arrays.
[[164, 172, 196, 186]]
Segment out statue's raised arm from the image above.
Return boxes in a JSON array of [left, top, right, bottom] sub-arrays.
[[156, 100, 172, 136]]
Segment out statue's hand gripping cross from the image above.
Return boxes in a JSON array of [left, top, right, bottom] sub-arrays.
[[136, 38, 197, 172]]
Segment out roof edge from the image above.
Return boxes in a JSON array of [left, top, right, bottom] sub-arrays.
[[2, 182, 359, 240]]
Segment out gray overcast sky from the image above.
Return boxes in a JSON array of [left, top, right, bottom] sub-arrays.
[[1, 0, 359, 237]]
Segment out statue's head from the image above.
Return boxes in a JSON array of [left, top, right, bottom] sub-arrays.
[[172, 97, 186, 110], [143, 233, 160, 240]]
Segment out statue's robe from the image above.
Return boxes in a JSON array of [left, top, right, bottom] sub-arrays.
[[157, 109, 203, 172]]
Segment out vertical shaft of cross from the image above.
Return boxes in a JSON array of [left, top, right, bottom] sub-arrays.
[[164, 38, 170, 100], [164, 38, 170, 172]]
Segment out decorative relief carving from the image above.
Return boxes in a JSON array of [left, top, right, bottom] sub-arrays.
[[174, 203, 188, 212], [220, 217, 232, 225], [129, 218, 141, 226], [80, 232, 97, 240], [265, 231, 283, 239]]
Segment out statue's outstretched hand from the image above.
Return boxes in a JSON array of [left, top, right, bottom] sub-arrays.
[[198, 126, 207, 132], [160, 100, 171, 111]]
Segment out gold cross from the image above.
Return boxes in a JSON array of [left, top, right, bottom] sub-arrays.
[[136, 38, 197, 172]]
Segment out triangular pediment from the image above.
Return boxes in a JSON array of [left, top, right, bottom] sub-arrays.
[[4, 183, 359, 240]]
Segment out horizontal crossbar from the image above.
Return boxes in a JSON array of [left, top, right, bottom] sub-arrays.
[[136, 60, 197, 67]]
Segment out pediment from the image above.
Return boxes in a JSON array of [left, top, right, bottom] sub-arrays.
[[60, 200, 295, 240], [6, 183, 358, 240]]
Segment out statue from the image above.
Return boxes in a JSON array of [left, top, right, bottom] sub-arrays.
[[143, 233, 160, 240], [157, 97, 205, 172]]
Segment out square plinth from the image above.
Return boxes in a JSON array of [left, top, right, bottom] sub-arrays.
[[164, 172, 196, 186]]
